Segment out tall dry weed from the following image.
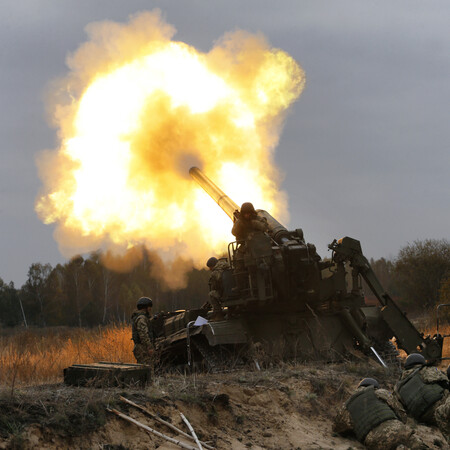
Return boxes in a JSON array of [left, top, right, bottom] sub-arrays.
[[0, 325, 134, 387]]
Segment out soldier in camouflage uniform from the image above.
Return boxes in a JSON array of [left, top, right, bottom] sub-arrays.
[[206, 257, 229, 320], [333, 377, 427, 450], [131, 297, 154, 365], [231, 202, 269, 242], [231, 202, 269, 293], [395, 353, 450, 442]]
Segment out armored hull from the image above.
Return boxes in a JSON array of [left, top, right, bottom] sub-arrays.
[[154, 299, 398, 370]]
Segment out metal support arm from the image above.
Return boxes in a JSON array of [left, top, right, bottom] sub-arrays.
[[329, 237, 443, 362]]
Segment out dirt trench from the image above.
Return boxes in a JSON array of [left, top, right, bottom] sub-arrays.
[[0, 362, 447, 449]]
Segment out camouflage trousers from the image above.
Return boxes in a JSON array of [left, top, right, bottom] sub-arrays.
[[435, 395, 450, 441], [133, 343, 152, 365], [364, 419, 425, 450], [209, 290, 223, 313]]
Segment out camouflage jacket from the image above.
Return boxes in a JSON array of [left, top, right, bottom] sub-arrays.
[[131, 310, 153, 348], [399, 365, 449, 385], [333, 386, 407, 437], [209, 259, 229, 294], [395, 365, 449, 420], [231, 216, 268, 242]]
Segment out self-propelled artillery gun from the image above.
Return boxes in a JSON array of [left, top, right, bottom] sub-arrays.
[[152, 167, 445, 370]]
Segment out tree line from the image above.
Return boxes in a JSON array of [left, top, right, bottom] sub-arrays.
[[0, 238, 448, 328], [0, 249, 210, 328], [363, 239, 450, 314]]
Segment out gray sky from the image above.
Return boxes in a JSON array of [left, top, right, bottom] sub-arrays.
[[1, 1, 449, 287]]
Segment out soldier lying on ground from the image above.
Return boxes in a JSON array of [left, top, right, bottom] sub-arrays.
[[333, 377, 429, 449], [395, 353, 450, 442]]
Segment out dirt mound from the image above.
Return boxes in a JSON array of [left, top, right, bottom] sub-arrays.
[[0, 362, 447, 449]]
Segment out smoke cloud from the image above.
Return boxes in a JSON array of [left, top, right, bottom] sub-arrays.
[[36, 10, 305, 289]]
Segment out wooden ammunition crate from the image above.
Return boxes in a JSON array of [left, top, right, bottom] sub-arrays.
[[63, 361, 150, 387]]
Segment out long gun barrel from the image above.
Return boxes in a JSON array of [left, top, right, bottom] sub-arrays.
[[189, 167, 291, 244], [189, 167, 239, 220]]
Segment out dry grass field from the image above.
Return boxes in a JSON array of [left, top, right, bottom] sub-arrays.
[[0, 321, 449, 389], [0, 325, 134, 388]]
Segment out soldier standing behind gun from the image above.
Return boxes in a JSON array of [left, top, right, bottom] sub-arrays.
[[231, 202, 269, 292], [333, 377, 428, 449], [131, 297, 154, 365], [206, 257, 228, 320], [395, 353, 450, 442], [231, 202, 269, 242]]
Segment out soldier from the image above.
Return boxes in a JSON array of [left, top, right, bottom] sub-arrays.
[[131, 297, 154, 365], [231, 202, 269, 242], [206, 257, 228, 320], [395, 353, 450, 442], [333, 377, 427, 449], [231, 203, 269, 293]]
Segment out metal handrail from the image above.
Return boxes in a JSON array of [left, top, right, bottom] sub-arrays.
[[186, 321, 195, 369]]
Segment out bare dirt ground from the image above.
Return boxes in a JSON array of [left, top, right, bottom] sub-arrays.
[[0, 361, 448, 450]]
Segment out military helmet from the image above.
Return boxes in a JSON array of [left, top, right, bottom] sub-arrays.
[[404, 353, 426, 370], [137, 297, 153, 309], [358, 378, 379, 389], [240, 202, 256, 216], [206, 257, 218, 268]]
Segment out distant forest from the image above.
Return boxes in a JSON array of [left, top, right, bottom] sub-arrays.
[[0, 239, 449, 328], [0, 250, 210, 328]]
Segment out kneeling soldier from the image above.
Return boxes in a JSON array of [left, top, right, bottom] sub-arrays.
[[333, 377, 426, 449], [395, 353, 450, 442]]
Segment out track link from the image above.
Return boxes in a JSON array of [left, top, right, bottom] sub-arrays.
[[192, 338, 245, 373]]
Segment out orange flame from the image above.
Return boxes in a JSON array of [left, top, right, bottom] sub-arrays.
[[36, 11, 305, 288]]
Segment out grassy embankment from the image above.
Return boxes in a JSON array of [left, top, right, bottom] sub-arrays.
[[0, 321, 448, 448]]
